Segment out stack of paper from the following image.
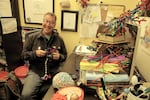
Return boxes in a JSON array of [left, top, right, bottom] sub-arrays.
[[75, 45, 96, 56]]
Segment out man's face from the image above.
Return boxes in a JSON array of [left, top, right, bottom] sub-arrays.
[[42, 15, 56, 35]]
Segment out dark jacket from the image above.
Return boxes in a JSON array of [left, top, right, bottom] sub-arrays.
[[21, 29, 67, 76]]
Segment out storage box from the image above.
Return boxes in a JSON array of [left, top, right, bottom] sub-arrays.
[[98, 33, 126, 44]]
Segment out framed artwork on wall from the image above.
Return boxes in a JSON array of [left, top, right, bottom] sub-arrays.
[[61, 10, 79, 32], [23, 0, 54, 24], [0, 0, 12, 17]]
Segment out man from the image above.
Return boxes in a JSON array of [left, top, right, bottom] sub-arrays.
[[21, 12, 67, 100]]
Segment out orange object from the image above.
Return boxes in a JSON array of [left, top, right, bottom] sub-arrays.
[[0, 71, 9, 81], [14, 65, 29, 78], [51, 86, 84, 100]]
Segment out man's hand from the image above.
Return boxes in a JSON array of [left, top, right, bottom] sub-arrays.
[[36, 50, 47, 57], [52, 50, 60, 60]]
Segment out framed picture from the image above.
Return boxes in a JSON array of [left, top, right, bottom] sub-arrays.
[[23, 0, 54, 24], [0, 0, 12, 17], [61, 10, 79, 32]]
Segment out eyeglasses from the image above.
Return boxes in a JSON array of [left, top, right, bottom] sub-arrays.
[[43, 20, 56, 25]]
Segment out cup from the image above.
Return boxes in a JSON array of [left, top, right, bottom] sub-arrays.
[[127, 86, 149, 100]]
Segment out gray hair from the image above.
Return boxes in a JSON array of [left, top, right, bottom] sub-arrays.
[[43, 12, 57, 21]]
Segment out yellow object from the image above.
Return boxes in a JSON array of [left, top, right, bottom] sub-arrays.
[[80, 57, 119, 73]]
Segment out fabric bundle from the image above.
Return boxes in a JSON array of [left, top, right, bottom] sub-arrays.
[[52, 72, 75, 89]]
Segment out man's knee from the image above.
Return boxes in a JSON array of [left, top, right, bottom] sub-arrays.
[[21, 92, 31, 100]]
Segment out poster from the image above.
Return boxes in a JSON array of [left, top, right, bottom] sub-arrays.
[[0, 0, 12, 17], [135, 17, 150, 82]]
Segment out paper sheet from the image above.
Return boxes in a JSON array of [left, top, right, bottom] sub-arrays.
[[80, 23, 99, 38], [75, 45, 96, 55], [80, 5, 101, 38], [82, 5, 101, 24], [1, 18, 17, 34]]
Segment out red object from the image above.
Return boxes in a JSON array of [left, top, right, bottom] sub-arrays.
[[141, 0, 149, 4], [140, 0, 150, 10], [51, 93, 67, 100], [0, 71, 9, 81], [14, 65, 29, 78], [57, 86, 84, 100], [80, 0, 90, 8]]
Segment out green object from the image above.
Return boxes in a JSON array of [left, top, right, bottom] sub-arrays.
[[137, 87, 150, 98], [144, 87, 150, 94]]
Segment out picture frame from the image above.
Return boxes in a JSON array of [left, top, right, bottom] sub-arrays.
[[23, 0, 54, 24], [61, 10, 79, 32], [0, 0, 12, 17]]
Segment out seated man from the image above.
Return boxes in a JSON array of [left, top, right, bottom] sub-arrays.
[[21, 12, 67, 100]]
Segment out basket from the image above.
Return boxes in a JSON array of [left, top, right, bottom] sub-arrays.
[[98, 33, 126, 44], [14, 65, 29, 78]]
